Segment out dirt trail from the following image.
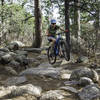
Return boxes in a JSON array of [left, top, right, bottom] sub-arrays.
[[0, 51, 99, 100]]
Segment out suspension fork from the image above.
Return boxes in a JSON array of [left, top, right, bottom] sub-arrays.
[[54, 37, 61, 55]]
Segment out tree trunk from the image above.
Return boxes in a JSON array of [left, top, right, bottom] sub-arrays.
[[65, 0, 70, 59], [32, 0, 42, 48], [74, 0, 81, 42], [1, 0, 4, 24], [95, 0, 100, 51], [98, 1, 100, 49], [0, 0, 4, 45], [74, 0, 81, 55]]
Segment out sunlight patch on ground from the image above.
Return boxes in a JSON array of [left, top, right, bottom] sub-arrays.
[[61, 60, 71, 65]]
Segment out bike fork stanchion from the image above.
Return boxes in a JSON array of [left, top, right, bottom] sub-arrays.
[[54, 41, 59, 56]]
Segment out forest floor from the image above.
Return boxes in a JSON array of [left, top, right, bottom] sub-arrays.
[[0, 50, 100, 100]]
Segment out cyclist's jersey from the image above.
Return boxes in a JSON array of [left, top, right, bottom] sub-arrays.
[[48, 25, 60, 37]]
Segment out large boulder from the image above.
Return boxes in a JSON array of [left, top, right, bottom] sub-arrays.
[[59, 86, 78, 94], [79, 77, 94, 86], [23, 48, 42, 53], [0, 51, 6, 56], [11, 84, 42, 97], [0, 84, 42, 98], [0, 47, 9, 52], [11, 41, 25, 47], [5, 76, 27, 86], [15, 50, 28, 57], [7, 42, 19, 51], [8, 60, 20, 68], [1, 53, 13, 64], [64, 77, 94, 87], [4, 66, 18, 76], [20, 67, 61, 79], [9, 52, 17, 57], [15, 55, 28, 66], [40, 90, 65, 100], [70, 67, 99, 83], [0, 86, 15, 98], [0, 51, 6, 63], [78, 84, 100, 100]]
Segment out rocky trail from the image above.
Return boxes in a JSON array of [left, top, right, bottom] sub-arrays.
[[0, 42, 100, 100]]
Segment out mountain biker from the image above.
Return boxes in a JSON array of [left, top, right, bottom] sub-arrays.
[[46, 19, 68, 47]]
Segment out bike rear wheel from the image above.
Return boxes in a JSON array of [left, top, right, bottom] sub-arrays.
[[59, 41, 70, 61], [47, 46, 56, 64]]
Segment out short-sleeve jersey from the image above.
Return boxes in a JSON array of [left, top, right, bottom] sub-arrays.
[[48, 25, 60, 37]]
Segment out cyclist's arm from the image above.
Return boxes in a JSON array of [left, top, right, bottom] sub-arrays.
[[46, 29, 51, 36], [59, 27, 68, 32]]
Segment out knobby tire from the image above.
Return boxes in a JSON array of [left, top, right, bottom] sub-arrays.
[[59, 41, 70, 61], [47, 46, 56, 64]]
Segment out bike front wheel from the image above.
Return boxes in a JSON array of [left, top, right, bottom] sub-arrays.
[[47, 46, 56, 64], [59, 41, 70, 61]]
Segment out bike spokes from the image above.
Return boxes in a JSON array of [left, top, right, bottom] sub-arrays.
[[47, 47, 56, 64], [60, 42, 70, 61], [58, 45, 64, 58]]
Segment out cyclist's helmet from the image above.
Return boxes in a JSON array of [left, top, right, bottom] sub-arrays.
[[51, 19, 56, 24]]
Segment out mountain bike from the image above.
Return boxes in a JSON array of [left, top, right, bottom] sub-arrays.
[[47, 32, 70, 64]]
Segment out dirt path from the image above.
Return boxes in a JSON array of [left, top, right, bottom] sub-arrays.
[[0, 52, 99, 100]]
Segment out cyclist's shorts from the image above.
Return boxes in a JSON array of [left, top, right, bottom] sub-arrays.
[[47, 36, 56, 42]]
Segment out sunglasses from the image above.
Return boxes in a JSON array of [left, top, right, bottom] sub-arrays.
[[52, 23, 56, 25]]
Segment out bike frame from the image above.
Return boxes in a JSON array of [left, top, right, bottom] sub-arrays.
[[54, 33, 62, 56], [47, 32, 70, 64]]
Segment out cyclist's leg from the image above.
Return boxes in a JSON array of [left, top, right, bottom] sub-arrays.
[[47, 36, 56, 47], [47, 36, 56, 58]]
